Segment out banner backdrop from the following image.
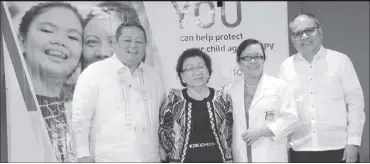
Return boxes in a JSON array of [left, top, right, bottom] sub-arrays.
[[8, 1, 289, 92], [144, 1, 289, 91], [4, 1, 289, 161]]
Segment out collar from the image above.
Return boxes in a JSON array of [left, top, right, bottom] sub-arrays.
[[296, 45, 327, 60], [255, 72, 268, 91], [110, 53, 147, 74], [242, 72, 268, 91]]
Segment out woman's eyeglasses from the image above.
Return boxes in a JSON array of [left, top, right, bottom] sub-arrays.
[[183, 65, 207, 73], [239, 56, 265, 62], [291, 26, 319, 38]]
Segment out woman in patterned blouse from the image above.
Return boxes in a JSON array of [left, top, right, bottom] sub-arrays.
[[18, 2, 83, 162], [159, 48, 233, 163]]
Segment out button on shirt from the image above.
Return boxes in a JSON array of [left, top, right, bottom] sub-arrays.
[[72, 54, 165, 162], [279, 46, 365, 151]]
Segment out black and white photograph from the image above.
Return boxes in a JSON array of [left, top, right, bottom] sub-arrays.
[[1, 1, 369, 163]]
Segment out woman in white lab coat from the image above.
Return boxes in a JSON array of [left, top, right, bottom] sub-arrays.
[[225, 39, 298, 162]]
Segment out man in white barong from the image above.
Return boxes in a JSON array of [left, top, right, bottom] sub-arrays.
[[280, 12, 365, 163], [72, 22, 165, 162]]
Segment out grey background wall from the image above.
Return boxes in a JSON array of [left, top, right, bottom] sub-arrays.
[[287, 1, 369, 162]]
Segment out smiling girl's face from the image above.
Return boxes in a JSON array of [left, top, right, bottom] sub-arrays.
[[20, 6, 82, 77]]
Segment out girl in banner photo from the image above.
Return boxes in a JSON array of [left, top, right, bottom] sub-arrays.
[[10, 1, 163, 104], [17, 2, 83, 162], [10, 1, 164, 161], [225, 39, 298, 162]]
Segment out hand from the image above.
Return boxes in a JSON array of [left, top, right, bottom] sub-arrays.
[[159, 146, 167, 161], [342, 144, 359, 163], [242, 128, 263, 145], [78, 156, 94, 163]]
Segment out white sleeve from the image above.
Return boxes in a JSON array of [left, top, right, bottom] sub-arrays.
[[72, 67, 98, 158], [266, 82, 299, 141], [340, 56, 365, 146]]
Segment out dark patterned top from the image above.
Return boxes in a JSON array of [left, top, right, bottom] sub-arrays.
[[183, 88, 223, 162], [159, 88, 233, 163], [36, 95, 74, 162]]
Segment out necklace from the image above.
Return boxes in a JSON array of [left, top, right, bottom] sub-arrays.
[[244, 80, 258, 87]]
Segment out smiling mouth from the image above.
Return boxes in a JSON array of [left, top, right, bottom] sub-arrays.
[[127, 50, 138, 55], [45, 49, 67, 59], [301, 41, 313, 46], [248, 66, 259, 69], [193, 76, 204, 80]]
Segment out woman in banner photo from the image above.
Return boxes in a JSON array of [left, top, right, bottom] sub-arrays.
[[63, 1, 163, 105], [159, 48, 233, 163], [81, 1, 141, 69], [225, 39, 298, 162], [17, 2, 83, 162], [62, 0, 143, 141], [63, 1, 142, 122]]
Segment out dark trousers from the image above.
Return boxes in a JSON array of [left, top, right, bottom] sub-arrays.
[[161, 156, 169, 163], [289, 148, 360, 163]]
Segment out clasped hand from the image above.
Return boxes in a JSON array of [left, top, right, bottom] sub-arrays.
[[242, 128, 263, 145], [242, 126, 273, 145]]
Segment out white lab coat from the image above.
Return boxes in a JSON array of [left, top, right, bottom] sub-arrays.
[[225, 73, 298, 162]]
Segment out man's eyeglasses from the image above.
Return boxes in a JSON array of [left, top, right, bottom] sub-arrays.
[[183, 65, 207, 73], [239, 56, 265, 62], [291, 26, 319, 38]]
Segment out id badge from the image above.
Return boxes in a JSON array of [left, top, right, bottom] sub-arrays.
[[265, 110, 276, 121]]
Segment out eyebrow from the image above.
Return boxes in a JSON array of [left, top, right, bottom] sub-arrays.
[[241, 53, 264, 57], [38, 21, 82, 37], [83, 35, 99, 41], [121, 36, 145, 39], [184, 62, 205, 67], [38, 22, 56, 28]]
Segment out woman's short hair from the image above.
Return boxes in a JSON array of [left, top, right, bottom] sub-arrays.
[[236, 38, 266, 62], [176, 48, 213, 87], [19, 2, 83, 38], [83, 1, 140, 29]]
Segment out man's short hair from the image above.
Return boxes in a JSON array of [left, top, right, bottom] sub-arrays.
[[289, 12, 321, 32]]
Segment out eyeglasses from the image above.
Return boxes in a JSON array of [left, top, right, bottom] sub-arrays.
[[183, 65, 207, 73], [291, 26, 319, 38], [239, 56, 265, 62]]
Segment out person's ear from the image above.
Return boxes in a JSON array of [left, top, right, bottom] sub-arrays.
[[180, 73, 186, 84], [142, 53, 146, 62], [290, 36, 298, 48], [318, 27, 323, 39], [18, 34, 26, 53]]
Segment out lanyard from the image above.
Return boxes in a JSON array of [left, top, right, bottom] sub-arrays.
[[118, 70, 150, 134]]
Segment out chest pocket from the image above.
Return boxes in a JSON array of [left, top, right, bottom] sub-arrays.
[[254, 93, 281, 123], [323, 73, 344, 100]]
